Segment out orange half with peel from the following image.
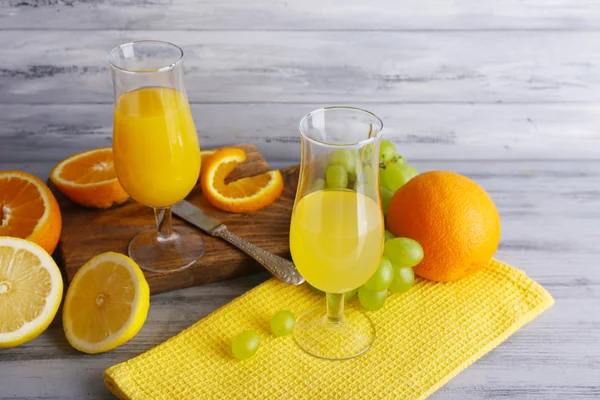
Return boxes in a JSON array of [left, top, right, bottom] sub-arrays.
[[0, 170, 62, 254], [200, 148, 284, 213], [50, 148, 129, 209]]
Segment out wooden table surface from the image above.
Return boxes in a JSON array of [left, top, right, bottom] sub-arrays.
[[1, 1, 600, 399]]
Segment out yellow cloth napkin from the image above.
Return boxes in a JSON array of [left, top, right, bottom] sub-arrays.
[[104, 259, 553, 400]]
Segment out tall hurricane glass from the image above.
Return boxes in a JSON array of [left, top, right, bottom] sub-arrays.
[[290, 107, 384, 360], [109, 40, 205, 273]]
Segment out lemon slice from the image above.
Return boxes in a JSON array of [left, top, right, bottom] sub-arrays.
[[0, 237, 63, 348], [63, 252, 150, 354]]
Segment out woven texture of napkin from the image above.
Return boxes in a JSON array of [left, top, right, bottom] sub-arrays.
[[104, 259, 553, 400]]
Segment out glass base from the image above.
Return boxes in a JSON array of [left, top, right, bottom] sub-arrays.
[[294, 305, 375, 360], [128, 226, 205, 273]]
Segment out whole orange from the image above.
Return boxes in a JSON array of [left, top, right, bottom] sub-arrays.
[[386, 171, 500, 282]]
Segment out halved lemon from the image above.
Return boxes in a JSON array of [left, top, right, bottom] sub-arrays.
[[0, 236, 63, 348], [0, 170, 62, 254], [50, 148, 129, 209], [63, 252, 150, 354], [200, 148, 284, 213]]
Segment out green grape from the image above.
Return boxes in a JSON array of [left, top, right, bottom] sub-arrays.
[[384, 230, 395, 242], [270, 310, 296, 336], [379, 167, 388, 190], [380, 186, 393, 216], [363, 256, 393, 291], [344, 288, 358, 301], [389, 266, 415, 294], [383, 237, 424, 268], [358, 286, 388, 311], [309, 178, 326, 193], [329, 149, 357, 172], [405, 164, 418, 178], [381, 163, 418, 192], [232, 330, 261, 360], [390, 155, 406, 166], [325, 164, 348, 189], [329, 149, 358, 182], [308, 283, 324, 295], [379, 140, 396, 164]]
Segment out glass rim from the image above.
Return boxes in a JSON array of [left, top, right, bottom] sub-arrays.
[[108, 40, 184, 74], [299, 106, 384, 148]]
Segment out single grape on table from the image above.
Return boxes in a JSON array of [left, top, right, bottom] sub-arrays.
[[270, 310, 296, 337], [363, 256, 393, 292], [389, 266, 415, 294], [358, 286, 388, 311], [383, 237, 424, 268], [232, 330, 261, 360]]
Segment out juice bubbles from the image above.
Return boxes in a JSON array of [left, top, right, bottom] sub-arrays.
[[113, 86, 200, 208], [290, 190, 384, 293]]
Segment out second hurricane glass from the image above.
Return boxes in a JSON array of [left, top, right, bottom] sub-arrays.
[[290, 107, 384, 360], [109, 40, 205, 273]]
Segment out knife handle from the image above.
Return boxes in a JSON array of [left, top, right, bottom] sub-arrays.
[[213, 226, 305, 285]]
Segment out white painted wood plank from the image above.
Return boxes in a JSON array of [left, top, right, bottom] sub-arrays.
[[2, 0, 600, 31], [1, 31, 600, 104], [0, 161, 598, 399], [1, 104, 599, 171]]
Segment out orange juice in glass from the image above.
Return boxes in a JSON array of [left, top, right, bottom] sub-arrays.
[[109, 41, 204, 272], [113, 86, 200, 208]]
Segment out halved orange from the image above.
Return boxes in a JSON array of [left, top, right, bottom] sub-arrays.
[[200, 148, 284, 213], [50, 148, 129, 209], [0, 171, 62, 254]]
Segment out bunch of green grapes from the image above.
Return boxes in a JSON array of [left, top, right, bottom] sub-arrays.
[[379, 140, 418, 215], [307, 140, 423, 311], [308, 233, 423, 311]]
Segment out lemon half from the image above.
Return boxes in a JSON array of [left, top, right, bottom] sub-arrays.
[[0, 236, 63, 348], [63, 252, 150, 354]]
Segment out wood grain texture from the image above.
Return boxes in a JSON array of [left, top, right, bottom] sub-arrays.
[[1, 30, 600, 104], [2, 0, 600, 31], [1, 0, 599, 398], [58, 144, 298, 294], [0, 160, 598, 399], [2, 103, 600, 168]]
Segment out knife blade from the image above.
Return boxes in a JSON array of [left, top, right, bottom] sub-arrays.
[[172, 200, 304, 285]]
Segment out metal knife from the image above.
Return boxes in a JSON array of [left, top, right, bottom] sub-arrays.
[[172, 200, 304, 285]]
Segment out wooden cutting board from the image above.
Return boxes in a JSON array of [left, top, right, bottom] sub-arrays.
[[55, 144, 300, 294]]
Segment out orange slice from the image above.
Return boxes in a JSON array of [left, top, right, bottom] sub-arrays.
[[0, 171, 62, 254], [197, 149, 218, 185], [200, 149, 217, 167], [50, 148, 129, 209], [200, 148, 284, 213]]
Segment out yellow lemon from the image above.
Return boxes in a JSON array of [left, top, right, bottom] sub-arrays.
[[0, 236, 63, 348], [63, 252, 150, 354]]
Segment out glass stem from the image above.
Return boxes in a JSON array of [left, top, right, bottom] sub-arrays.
[[326, 292, 344, 325], [154, 206, 174, 242]]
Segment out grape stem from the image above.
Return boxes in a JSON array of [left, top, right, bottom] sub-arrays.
[[326, 292, 344, 325]]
